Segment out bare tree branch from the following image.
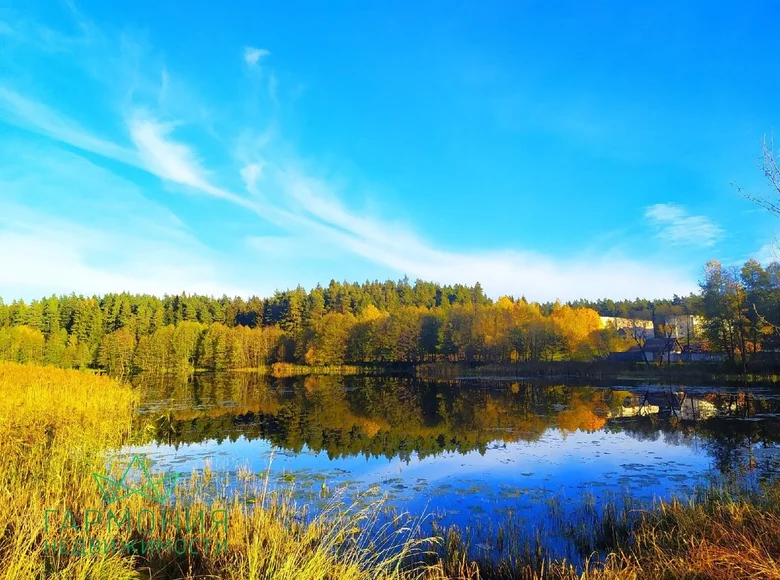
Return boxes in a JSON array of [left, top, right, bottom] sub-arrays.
[[753, 302, 780, 333], [736, 134, 780, 216]]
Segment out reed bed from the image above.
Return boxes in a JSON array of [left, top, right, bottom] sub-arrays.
[[0, 361, 138, 579], [427, 482, 780, 579], [0, 361, 434, 579]]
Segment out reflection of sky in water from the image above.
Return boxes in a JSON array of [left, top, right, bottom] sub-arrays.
[[121, 427, 716, 560], [123, 428, 713, 496]]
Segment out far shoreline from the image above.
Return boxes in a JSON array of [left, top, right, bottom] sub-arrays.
[[177, 360, 780, 385]]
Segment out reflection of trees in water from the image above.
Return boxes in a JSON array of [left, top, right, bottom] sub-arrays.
[[613, 391, 780, 478], [134, 374, 780, 475]]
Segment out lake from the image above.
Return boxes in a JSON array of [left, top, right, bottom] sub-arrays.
[[122, 373, 780, 563]]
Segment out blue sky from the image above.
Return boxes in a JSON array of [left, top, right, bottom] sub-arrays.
[[1, 1, 779, 302]]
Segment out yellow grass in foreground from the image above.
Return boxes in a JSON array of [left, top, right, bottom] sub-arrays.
[[0, 361, 137, 579], [0, 361, 435, 579]]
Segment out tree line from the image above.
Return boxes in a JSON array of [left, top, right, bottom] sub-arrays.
[[1, 259, 779, 375], [0, 278, 639, 375], [700, 259, 780, 371]]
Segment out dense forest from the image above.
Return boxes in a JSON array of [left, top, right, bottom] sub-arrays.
[[0, 258, 778, 374]]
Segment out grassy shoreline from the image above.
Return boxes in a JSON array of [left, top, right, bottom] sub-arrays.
[[2, 360, 779, 579]]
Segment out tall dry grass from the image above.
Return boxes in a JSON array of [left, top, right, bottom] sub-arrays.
[[424, 484, 780, 580], [616, 487, 780, 579], [0, 361, 437, 579], [0, 361, 138, 579]]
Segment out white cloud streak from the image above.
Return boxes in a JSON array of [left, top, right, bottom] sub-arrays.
[[2, 85, 699, 300], [755, 241, 779, 265], [645, 203, 723, 247], [0, 86, 138, 165], [240, 166, 698, 300], [127, 113, 260, 210], [0, 214, 245, 299], [0, 15, 700, 302], [0, 148, 250, 300], [244, 46, 270, 67]]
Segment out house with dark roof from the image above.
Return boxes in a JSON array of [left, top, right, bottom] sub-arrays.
[[609, 337, 682, 363], [643, 337, 682, 362], [609, 347, 646, 362]]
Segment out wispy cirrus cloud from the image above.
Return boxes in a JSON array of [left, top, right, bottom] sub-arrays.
[[244, 168, 698, 300], [244, 46, 270, 67], [0, 86, 138, 165], [0, 210, 245, 298], [0, 9, 700, 302], [0, 145, 251, 299], [644, 203, 723, 247], [129, 114, 213, 191], [755, 241, 779, 265]]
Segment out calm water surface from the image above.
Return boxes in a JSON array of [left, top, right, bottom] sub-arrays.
[[121, 373, 780, 561]]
